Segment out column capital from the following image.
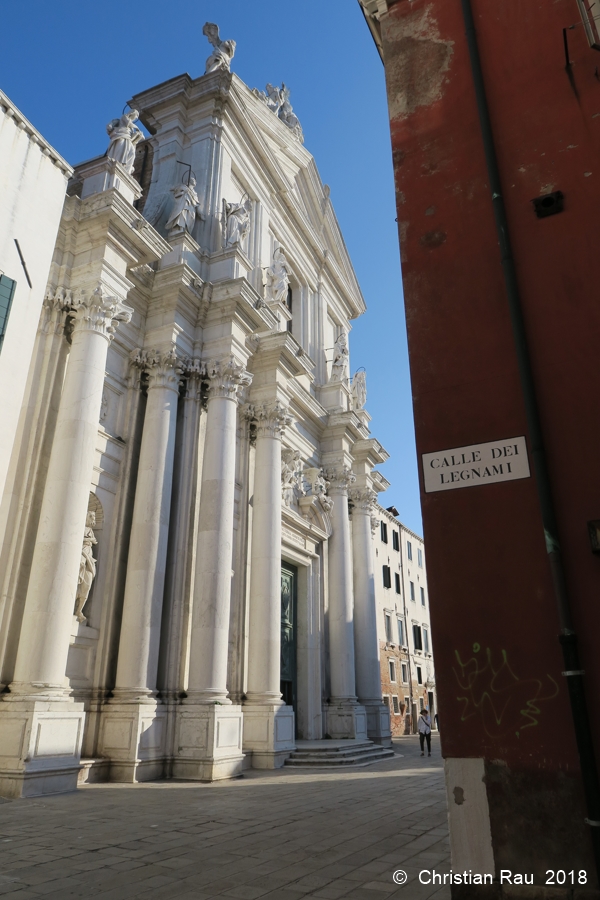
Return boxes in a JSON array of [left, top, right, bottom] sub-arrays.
[[348, 487, 377, 513], [70, 284, 133, 342], [244, 399, 292, 439], [130, 347, 183, 391], [206, 355, 252, 401], [323, 462, 356, 495]]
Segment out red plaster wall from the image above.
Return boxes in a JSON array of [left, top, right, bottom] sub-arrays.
[[380, 0, 600, 837]]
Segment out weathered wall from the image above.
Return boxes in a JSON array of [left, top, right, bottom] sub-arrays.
[[379, 0, 600, 890]]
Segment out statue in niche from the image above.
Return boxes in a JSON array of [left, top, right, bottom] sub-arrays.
[[351, 370, 367, 410], [265, 246, 290, 305], [74, 511, 98, 624], [281, 448, 304, 507], [203, 22, 236, 74], [329, 331, 349, 384], [106, 110, 144, 175], [223, 197, 251, 248], [166, 177, 203, 234]]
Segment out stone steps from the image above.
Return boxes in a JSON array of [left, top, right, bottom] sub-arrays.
[[284, 740, 395, 768]]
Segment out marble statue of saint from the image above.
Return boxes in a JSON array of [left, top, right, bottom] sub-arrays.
[[282, 449, 303, 507], [74, 511, 98, 624], [330, 331, 349, 384], [279, 85, 304, 142], [203, 22, 236, 73], [265, 247, 290, 305], [224, 198, 251, 248], [351, 370, 367, 410], [106, 110, 144, 175], [166, 177, 203, 234], [265, 83, 284, 115]]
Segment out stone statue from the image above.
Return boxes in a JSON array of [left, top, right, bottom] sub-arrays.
[[265, 247, 290, 305], [203, 22, 236, 74], [253, 83, 304, 143], [351, 370, 367, 410], [106, 110, 144, 175], [281, 448, 304, 507], [166, 177, 203, 234], [329, 331, 349, 384], [224, 198, 251, 248], [74, 511, 97, 624]]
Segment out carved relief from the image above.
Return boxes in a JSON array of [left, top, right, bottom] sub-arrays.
[[205, 355, 252, 401], [246, 400, 292, 440], [130, 347, 183, 390], [71, 285, 133, 341], [323, 463, 356, 494], [348, 487, 377, 513], [303, 467, 334, 512]]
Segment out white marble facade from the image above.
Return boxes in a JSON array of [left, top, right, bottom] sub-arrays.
[[0, 31, 391, 797]]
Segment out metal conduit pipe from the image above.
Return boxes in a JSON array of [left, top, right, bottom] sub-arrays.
[[460, 0, 600, 879]]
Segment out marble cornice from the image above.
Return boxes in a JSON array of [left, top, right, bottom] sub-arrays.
[[79, 189, 171, 264], [250, 331, 315, 380], [352, 438, 390, 467], [0, 90, 72, 176], [208, 277, 274, 334], [327, 410, 371, 443], [372, 470, 392, 493], [130, 70, 232, 135], [151, 264, 210, 328]]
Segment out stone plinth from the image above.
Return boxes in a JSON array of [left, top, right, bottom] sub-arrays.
[[243, 704, 295, 769], [364, 701, 392, 746], [159, 230, 203, 275], [79, 157, 142, 206], [208, 246, 252, 283], [98, 701, 166, 783], [326, 703, 368, 741], [172, 705, 244, 782], [0, 697, 84, 798]]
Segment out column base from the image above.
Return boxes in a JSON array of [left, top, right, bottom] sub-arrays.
[[363, 700, 392, 747], [172, 704, 244, 782], [98, 700, 166, 783], [326, 702, 368, 740], [0, 697, 85, 798], [243, 703, 295, 769]]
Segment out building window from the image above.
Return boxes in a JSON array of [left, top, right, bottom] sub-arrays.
[[419, 696, 424, 709], [416, 665, 423, 685], [384, 612, 392, 642], [382, 565, 391, 589], [420, 586, 426, 606], [0, 274, 17, 353], [417, 547, 423, 567], [407, 540, 412, 561], [392, 695, 400, 714], [392, 530, 400, 551], [413, 624, 423, 651], [404, 696, 410, 710], [401, 662, 408, 683], [389, 659, 396, 682], [394, 572, 401, 594], [423, 627, 430, 653], [397, 618, 404, 646], [410, 581, 415, 602], [381, 521, 388, 543], [286, 286, 293, 332], [383, 695, 390, 707]]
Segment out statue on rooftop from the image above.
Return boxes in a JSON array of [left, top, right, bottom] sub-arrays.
[[351, 370, 367, 410], [203, 22, 236, 74], [253, 82, 304, 143], [106, 110, 144, 175], [166, 176, 203, 235]]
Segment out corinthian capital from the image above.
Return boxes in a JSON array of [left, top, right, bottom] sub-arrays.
[[348, 487, 377, 513], [130, 347, 183, 390], [246, 400, 292, 439], [71, 284, 133, 341], [206, 355, 252, 401], [323, 463, 356, 494]]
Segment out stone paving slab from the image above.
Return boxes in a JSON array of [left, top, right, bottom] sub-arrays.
[[0, 736, 450, 899]]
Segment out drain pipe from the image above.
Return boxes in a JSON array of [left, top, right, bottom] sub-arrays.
[[460, 0, 600, 877]]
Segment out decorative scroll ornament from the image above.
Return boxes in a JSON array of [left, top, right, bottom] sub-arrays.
[[281, 448, 304, 508], [205, 355, 252, 400], [348, 487, 377, 513], [351, 370, 367, 410], [74, 511, 98, 624], [370, 515, 380, 535], [71, 285, 133, 341], [252, 83, 304, 143], [203, 22, 236, 73], [323, 463, 356, 494], [106, 110, 143, 175], [246, 400, 292, 440], [131, 347, 183, 390]]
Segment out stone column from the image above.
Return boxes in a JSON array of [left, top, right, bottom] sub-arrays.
[[243, 401, 296, 768], [173, 356, 251, 782], [0, 285, 132, 798], [99, 348, 181, 783], [349, 487, 392, 747], [324, 463, 368, 740]]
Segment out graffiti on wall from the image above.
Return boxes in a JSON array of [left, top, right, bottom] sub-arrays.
[[453, 643, 559, 738]]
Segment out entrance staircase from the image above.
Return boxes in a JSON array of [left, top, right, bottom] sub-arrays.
[[284, 739, 395, 768]]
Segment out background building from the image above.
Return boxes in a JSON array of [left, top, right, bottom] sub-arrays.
[[0, 30, 395, 798], [373, 504, 436, 736], [360, 0, 600, 891]]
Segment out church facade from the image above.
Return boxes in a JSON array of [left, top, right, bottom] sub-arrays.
[[0, 26, 391, 798]]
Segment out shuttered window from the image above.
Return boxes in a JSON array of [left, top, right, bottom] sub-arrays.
[[381, 521, 388, 543], [413, 624, 423, 651], [394, 572, 401, 594], [382, 565, 391, 589], [0, 274, 16, 353], [392, 530, 399, 551]]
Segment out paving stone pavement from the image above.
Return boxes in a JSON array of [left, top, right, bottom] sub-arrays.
[[0, 735, 451, 900]]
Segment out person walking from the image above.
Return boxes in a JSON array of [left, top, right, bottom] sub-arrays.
[[418, 707, 432, 756]]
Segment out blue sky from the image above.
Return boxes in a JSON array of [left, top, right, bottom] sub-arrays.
[[1, 1, 422, 534]]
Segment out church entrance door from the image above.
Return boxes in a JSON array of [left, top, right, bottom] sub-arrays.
[[280, 564, 297, 714]]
